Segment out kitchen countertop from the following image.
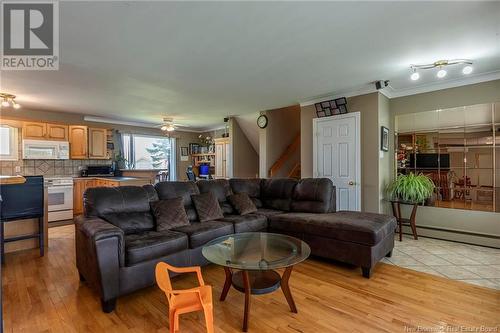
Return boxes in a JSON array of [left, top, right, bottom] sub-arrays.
[[0, 175, 26, 185], [72, 176, 149, 182]]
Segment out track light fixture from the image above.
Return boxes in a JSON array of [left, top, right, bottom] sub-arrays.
[[0, 92, 21, 109], [409, 59, 473, 81]]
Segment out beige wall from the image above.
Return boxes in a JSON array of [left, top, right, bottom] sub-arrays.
[[390, 79, 500, 246], [390, 79, 500, 115], [378, 93, 392, 214], [230, 118, 259, 178], [259, 105, 301, 178]]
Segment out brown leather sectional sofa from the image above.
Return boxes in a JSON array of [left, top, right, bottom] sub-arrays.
[[75, 178, 396, 312]]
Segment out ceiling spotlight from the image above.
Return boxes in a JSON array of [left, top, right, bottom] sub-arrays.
[[410, 59, 472, 80], [437, 69, 447, 78], [462, 65, 473, 75]]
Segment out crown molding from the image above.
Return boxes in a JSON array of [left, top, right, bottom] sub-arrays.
[[299, 70, 500, 106], [299, 84, 377, 107]]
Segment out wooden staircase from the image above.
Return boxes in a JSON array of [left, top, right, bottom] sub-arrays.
[[269, 134, 301, 178]]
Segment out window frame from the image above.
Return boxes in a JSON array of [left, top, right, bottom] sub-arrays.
[[121, 133, 176, 180], [0, 125, 19, 161]]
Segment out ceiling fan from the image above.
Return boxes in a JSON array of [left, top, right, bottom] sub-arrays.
[[155, 117, 189, 132]]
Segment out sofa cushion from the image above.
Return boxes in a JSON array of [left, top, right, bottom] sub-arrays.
[[197, 179, 234, 214], [227, 193, 257, 215], [229, 178, 263, 208], [155, 181, 200, 221], [124, 230, 188, 266], [150, 198, 190, 231], [192, 192, 225, 222], [84, 186, 154, 217], [261, 178, 297, 211], [220, 214, 267, 233], [268, 211, 397, 246], [255, 208, 285, 217], [171, 221, 234, 248], [100, 212, 155, 235], [291, 178, 336, 213]]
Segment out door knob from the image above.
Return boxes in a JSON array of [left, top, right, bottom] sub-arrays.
[[348, 181, 354, 186]]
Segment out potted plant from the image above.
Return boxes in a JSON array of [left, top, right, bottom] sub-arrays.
[[386, 172, 435, 205]]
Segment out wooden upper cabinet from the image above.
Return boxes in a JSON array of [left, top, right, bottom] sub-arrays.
[[69, 126, 88, 159], [46, 123, 68, 141], [23, 122, 47, 139], [88, 128, 108, 159]]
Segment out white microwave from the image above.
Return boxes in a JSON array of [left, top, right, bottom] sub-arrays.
[[23, 140, 70, 160]]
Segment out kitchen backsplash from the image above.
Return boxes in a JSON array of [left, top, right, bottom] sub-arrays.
[[0, 159, 111, 177]]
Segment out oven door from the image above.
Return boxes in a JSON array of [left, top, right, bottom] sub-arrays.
[[47, 185, 74, 212]]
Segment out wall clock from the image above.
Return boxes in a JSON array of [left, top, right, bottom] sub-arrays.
[[257, 114, 268, 129]]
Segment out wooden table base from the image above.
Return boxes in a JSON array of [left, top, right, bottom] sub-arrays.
[[220, 266, 297, 332]]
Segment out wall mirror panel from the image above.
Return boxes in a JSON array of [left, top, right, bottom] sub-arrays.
[[395, 103, 498, 213]]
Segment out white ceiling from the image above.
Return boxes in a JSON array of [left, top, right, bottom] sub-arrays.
[[1, 1, 500, 130]]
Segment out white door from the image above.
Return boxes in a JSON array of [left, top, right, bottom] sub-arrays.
[[215, 143, 224, 178], [313, 112, 361, 211]]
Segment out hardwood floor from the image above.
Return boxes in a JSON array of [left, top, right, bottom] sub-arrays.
[[2, 225, 499, 333]]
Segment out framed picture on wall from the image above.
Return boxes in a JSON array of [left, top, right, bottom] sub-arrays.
[[381, 126, 389, 151], [181, 147, 188, 156]]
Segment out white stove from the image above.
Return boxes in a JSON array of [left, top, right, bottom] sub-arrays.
[[45, 177, 74, 222]]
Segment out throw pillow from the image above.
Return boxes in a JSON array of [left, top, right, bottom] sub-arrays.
[[150, 197, 190, 231], [191, 192, 224, 222], [227, 193, 257, 215]]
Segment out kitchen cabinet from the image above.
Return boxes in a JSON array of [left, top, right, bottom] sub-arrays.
[[69, 126, 88, 159], [23, 122, 69, 141], [73, 179, 96, 215], [214, 138, 231, 178], [88, 128, 108, 159], [23, 122, 47, 139], [46, 123, 68, 141]]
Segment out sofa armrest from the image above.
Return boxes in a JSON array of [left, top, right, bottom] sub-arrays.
[[75, 216, 124, 308]]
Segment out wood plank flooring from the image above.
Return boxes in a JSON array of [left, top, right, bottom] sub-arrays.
[[2, 225, 499, 333]]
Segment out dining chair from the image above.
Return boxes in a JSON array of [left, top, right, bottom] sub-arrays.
[[155, 262, 214, 333]]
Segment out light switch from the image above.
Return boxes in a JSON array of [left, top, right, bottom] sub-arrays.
[[14, 165, 21, 173]]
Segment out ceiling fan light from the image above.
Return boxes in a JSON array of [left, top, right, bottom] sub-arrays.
[[462, 65, 473, 75], [437, 69, 447, 78], [161, 125, 168, 131], [166, 125, 175, 132], [13, 102, 21, 109], [410, 71, 420, 81], [1, 99, 10, 107]]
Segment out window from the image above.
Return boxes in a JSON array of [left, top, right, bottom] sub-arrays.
[[0, 125, 19, 160], [122, 134, 176, 180]]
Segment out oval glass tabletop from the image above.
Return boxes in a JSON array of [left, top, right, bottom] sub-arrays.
[[202, 232, 311, 270]]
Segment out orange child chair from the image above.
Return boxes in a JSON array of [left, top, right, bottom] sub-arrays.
[[155, 262, 214, 333]]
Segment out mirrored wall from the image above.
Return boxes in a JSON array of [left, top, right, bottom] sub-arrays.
[[395, 103, 499, 213]]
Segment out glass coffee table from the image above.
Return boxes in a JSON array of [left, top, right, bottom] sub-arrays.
[[202, 232, 311, 332]]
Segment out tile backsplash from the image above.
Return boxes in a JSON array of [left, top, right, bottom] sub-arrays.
[[0, 159, 112, 177]]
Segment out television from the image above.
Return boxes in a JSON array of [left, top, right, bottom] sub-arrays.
[[409, 153, 449, 169]]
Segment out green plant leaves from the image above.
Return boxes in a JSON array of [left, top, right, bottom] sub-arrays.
[[386, 172, 435, 204]]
